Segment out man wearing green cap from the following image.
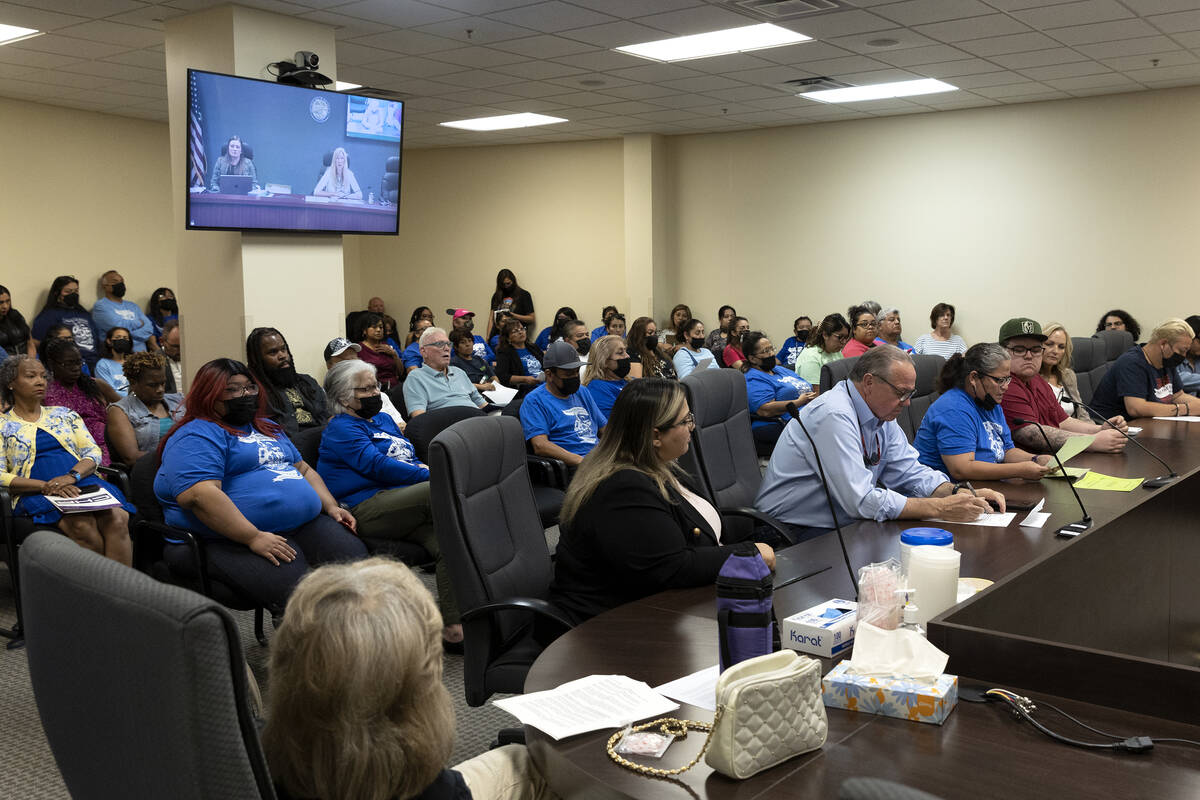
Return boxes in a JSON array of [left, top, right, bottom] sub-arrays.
[[998, 317, 1128, 454]]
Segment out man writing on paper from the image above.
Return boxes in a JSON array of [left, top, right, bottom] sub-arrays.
[[997, 317, 1127, 454], [1090, 318, 1200, 421], [756, 346, 1003, 542]]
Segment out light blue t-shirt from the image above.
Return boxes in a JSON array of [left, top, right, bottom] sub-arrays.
[[914, 387, 1014, 475], [745, 366, 811, 429], [673, 346, 719, 379], [519, 384, 607, 457], [93, 298, 154, 351], [94, 358, 129, 396]]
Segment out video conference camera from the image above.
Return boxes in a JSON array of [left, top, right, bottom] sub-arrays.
[[272, 51, 331, 87]]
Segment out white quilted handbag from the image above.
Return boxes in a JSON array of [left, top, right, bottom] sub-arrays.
[[704, 649, 827, 779]]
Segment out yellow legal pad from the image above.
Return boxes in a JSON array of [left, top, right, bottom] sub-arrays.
[[1072, 472, 1143, 492]]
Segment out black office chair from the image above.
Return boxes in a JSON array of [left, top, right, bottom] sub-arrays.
[[220, 141, 253, 160], [21, 530, 276, 800], [820, 355, 858, 393], [129, 453, 269, 647], [382, 155, 401, 205], [679, 369, 793, 546], [428, 416, 573, 707], [819, 353, 943, 442], [1071, 336, 1109, 409], [1094, 328, 1135, 361]]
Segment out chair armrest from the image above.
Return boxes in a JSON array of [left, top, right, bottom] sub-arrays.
[[95, 465, 131, 495], [136, 520, 213, 596], [461, 597, 575, 633], [719, 505, 798, 546], [526, 454, 569, 489]]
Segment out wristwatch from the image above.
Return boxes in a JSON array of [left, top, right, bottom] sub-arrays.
[[68, 470, 83, 482]]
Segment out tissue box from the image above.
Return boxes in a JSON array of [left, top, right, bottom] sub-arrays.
[[821, 662, 958, 725], [781, 599, 857, 658]]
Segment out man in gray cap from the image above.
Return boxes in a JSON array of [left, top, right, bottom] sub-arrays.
[[519, 341, 607, 468], [998, 317, 1127, 454]]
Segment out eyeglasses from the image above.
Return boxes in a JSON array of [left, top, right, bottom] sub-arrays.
[[832, 332, 849, 343], [423, 341, 452, 350], [982, 373, 1012, 389], [353, 383, 382, 396], [660, 412, 695, 430], [873, 374, 915, 401], [856, 321, 877, 330], [1006, 345, 1043, 356], [222, 383, 259, 398]]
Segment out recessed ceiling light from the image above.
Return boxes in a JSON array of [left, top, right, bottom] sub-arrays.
[[799, 78, 958, 103], [0, 23, 41, 46], [334, 81, 361, 91], [866, 38, 900, 48], [615, 23, 810, 63], [440, 112, 568, 131]]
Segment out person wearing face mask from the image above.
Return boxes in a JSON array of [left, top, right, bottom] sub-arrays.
[[146, 287, 179, 340], [914, 343, 1054, 481], [246, 326, 330, 439], [535, 306, 578, 351], [31, 275, 102, 369], [154, 358, 366, 618], [672, 318, 720, 379], [722, 316, 751, 368], [93, 270, 157, 353], [485, 268, 536, 344], [317, 360, 460, 648], [627, 316, 675, 379], [520, 341, 608, 468], [561, 319, 592, 373], [447, 308, 496, 364], [1176, 315, 1200, 395], [95, 326, 134, 396], [591, 305, 619, 342], [581, 334, 632, 418], [1089, 318, 1200, 420], [741, 330, 817, 453], [780, 316, 813, 371], [495, 316, 545, 392]]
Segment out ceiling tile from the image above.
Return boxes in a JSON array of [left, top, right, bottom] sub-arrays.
[[915, 58, 1006, 77], [590, 99, 665, 114], [57, 59, 163, 82], [105, 5, 190, 31], [784, 54, 894, 75], [350, 29, 462, 55], [55, 19, 162, 48], [437, 68, 522, 88], [829, 31, 943, 57], [9, 34, 131, 59], [988, 47, 1089, 68], [557, 19, 673, 48], [972, 82, 1059, 98], [0, 61, 35, 79], [681, 52, 779, 74], [1043, 72, 1138, 89], [9, 0, 148, 17], [490, 34, 598, 58], [20, 70, 116, 89], [1073, 35, 1178, 57], [914, 15, 1032, 42], [1146, 9, 1200, 33], [548, 49, 644, 71], [754, 41, 850, 65], [607, 62, 706, 82], [650, 91, 722, 108], [955, 31, 1061, 56], [102, 48, 165, 69], [499, 80, 587, 97], [369, 55, 466, 77], [334, 0, 465, 26], [1011, 0, 1133, 30], [571, 0, 699, 14], [984, 0, 1082, 10], [782, 9, 898, 38], [1121, 0, 1200, 11], [298, 10, 389, 39], [835, 67, 919, 84], [489, 1, 617, 33], [0, 46, 83, 68], [1050, 18, 1159, 45], [413, 16, 536, 44], [543, 72, 636, 89], [705, 84, 788, 101], [426, 45, 528, 67], [726, 64, 810, 85], [1123, 62, 1200, 81], [1163, 29, 1200, 47], [1020, 61, 1113, 80], [632, 108, 707, 122], [335, 42, 405, 67], [0, 2, 88, 30], [874, 43, 973, 66], [1101, 49, 1196, 70], [948, 70, 1031, 88], [874, 0, 996, 27], [632, 5, 757, 36], [595, 82, 680, 100], [659, 74, 747, 92], [490, 59, 588, 79]]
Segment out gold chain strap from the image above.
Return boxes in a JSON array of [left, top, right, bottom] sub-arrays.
[[606, 707, 723, 778]]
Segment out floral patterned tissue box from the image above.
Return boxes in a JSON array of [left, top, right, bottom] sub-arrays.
[[821, 662, 958, 725]]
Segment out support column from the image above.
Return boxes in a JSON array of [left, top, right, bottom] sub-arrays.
[[623, 133, 672, 323], [165, 5, 343, 382]]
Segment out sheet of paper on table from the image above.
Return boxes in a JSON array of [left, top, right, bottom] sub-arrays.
[[926, 512, 1017, 527], [654, 665, 719, 712], [1073, 472, 1143, 492], [493, 674, 679, 740], [1045, 466, 1089, 479], [1055, 434, 1093, 465], [1019, 499, 1049, 529], [1153, 416, 1200, 422]]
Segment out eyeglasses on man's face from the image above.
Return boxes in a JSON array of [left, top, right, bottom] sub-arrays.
[[872, 373, 915, 402], [423, 340, 452, 351], [1006, 345, 1043, 357]]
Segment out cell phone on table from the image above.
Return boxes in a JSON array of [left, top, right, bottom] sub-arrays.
[[1001, 498, 1038, 511]]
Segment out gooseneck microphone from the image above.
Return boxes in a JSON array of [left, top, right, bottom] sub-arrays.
[[1015, 419, 1092, 537], [1066, 393, 1178, 489], [786, 401, 858, 598]]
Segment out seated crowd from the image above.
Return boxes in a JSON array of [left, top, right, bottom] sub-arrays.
[[5, 267, 1200, 800]]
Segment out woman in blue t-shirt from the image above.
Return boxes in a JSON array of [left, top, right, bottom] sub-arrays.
[[780, 315, 813, 371], [914, 343, 1053, 481], [740, 331, 818, 453], [154, 358, 367, 616], [581, 334, 631, 418], [494, 317, 544, 393]]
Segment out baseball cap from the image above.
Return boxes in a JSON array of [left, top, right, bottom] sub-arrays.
[[543, 341, 584, 370], [323, 337, 361, 361], [446, 308, 475, 319], [997, 317, 1046, 344]]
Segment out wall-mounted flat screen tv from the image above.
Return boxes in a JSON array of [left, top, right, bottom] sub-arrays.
[[186, 68, 403, 235]]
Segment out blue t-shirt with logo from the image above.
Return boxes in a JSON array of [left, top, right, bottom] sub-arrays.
[[154, 419, 320, 539], [745, 367, 812, 429], [519, 384, 607, 457], [514, 347, 542, 376], [914, 387, 1014, 474], [780, 336, 807, 370], [472, 334, 496, 363], [583, 378, 626, 419], [31, 308, 101, 367], [317, 412, 428, 508]]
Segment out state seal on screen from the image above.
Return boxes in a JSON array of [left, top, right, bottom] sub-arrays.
[[309, 95, 331, 123]]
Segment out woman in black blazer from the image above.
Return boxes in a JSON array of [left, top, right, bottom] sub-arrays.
[[550, 379, 775, 623]]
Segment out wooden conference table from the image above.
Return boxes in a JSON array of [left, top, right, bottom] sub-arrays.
[[188, 191, 396, 232], [525, 417, 1200, 799]]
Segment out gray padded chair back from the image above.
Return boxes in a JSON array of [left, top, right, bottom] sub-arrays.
[[681, 369, 762, 511], [429, 416, 556, 704], [1085, 362, 1110, 409], [1095, 328, 1134, 361], [20, 531, 274, 800], [910, 354, 945, 396], [1071, 337, 1103, 373], [820, 356, 858, 392], [291, 423, 326, 468], [1074, 369, 1095, 407]]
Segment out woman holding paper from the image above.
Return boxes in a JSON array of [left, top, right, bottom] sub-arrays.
[[671, 318, 719, 379], [0, 355, 133, 565]]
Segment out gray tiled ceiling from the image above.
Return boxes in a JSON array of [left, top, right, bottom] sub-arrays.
[[1, 0, 1199, 147]]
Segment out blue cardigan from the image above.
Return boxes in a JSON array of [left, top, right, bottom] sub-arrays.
[[316, 412, 428, 507]]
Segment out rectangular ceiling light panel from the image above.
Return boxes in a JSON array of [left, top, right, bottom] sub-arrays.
[[616, 23, 810, 63], [440, 112, 568, 131], [800, 78, 957, 103], [0, 24, 40, 46]]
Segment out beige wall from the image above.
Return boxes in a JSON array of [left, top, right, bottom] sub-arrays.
[[0, 97, 174, 323], [666, 86, 1200, 348], [349, 139, 625, 338]]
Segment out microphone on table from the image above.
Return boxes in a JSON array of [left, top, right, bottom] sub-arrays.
[[786, 402, 858, 599], [1014, 419, 1092, 538], [1065, 392, 1178, 489]]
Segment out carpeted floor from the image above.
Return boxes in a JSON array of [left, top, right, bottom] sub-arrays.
[[0, 532, 557, 800]]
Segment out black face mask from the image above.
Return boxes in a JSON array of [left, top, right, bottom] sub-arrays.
[[111, 282, 127, 298], [159, 298, 178, 314], [974, 388, 999, 411], [613, 357, 631, 378], [61, 293, 80, 308], [263, 364, 298, 388], [1163, 350, 1185, 370], [794, 329, 810, 344], [690, 336, 705, 350], [576, 338, 591, 356], [758, 354, 776, 370], [355, 394, 383, 419], [463, 318, 474, 331], [111, 339, 133, 355], [645, 334, 658, 350], [221, 395, 258, 426], [558, 375, 581, 395]]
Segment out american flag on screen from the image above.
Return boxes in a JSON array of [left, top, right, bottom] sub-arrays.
[[188, 72, 206, 187]]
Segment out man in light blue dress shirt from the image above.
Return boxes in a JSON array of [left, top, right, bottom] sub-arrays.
[[756, 346, 1004, 538]]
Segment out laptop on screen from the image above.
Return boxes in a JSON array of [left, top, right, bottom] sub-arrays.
[[218, 175, 252, 195]]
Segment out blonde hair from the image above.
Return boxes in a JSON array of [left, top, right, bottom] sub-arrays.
[[1039, 322, 1073, 382], [583, 335, 626, 384], [262, 558, 454, 800], [1150, 318, 1195, 343]]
